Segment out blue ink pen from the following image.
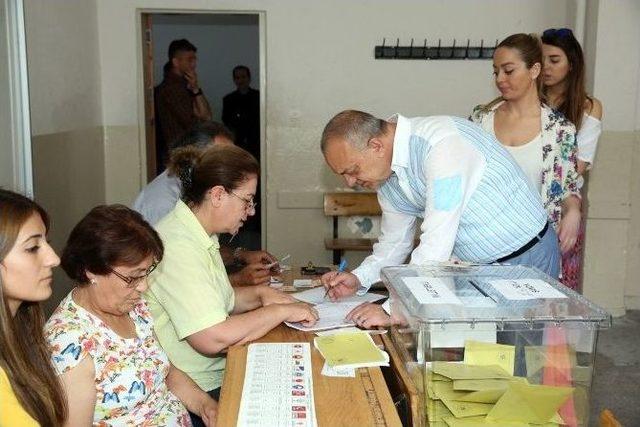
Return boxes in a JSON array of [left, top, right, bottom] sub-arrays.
[[324, 259, 348, 300]]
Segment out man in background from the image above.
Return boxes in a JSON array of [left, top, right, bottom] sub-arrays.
[[155, 39, 213, 169], [222, 65, 261, 243], [222, 65, 260, 161]]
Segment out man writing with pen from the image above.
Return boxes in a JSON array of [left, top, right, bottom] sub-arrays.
[[319, 110, 561, 328]]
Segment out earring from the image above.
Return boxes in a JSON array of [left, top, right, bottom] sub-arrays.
[[90, 278, 97, 286]]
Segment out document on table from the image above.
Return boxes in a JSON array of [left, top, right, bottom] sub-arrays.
[[292, 286, 385, 305], [237, 343, 317, 427], [314, 331, 389, 368], [286, 301, 364, 332]]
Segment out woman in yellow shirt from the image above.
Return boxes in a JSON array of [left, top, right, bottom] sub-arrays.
[[0, 190, 66, 426], [147, 144, 318, 427]]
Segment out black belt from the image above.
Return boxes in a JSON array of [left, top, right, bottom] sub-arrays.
[[496, 222, 549, 263]]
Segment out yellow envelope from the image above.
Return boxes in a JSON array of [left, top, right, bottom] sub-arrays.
[[428, 370, 453, 382], [486, 382, 574, 424], [428, 381, 470, 401], [453, 377, 528, 391], [440, 398, 493, 418], [431, 362, 511, 380], [427, 397, 454, 422], [464, 340, 515, 375], [314, 332, 386, 367], [432, 362, 512, 380], [457, 388, 506, 404], [443, 416, 528, 427]]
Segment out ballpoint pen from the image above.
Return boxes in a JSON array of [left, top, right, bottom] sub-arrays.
[[324, 259, 347, 300], [265, 254, 291, 270]]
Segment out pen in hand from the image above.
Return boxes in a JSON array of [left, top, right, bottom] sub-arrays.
[[324, 259, 348, 301]]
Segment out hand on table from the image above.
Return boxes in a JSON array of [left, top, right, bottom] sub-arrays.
[[229, 263, 271, 287], [279, 302, 319, 327], [238, 250, 277, 266], [259, 287, 297, 306], [320, 271, 360, 301], [346, 302, 391, 329]]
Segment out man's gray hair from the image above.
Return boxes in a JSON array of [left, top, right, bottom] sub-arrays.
[[320, 110, 385, 153]]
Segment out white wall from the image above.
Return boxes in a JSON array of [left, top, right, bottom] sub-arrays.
[[26, 0, 640, 314], [152, 13, 259, 122], [24, 0, 105, 313]]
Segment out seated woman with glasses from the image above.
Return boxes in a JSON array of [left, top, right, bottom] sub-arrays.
[[147, 144, 318, 427], [45, 205, 218, 426]]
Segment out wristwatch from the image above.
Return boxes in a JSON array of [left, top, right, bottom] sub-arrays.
[[191, 88, 203, 97]]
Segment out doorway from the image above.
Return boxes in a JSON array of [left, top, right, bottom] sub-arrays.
[[140, 11, 265, 249]]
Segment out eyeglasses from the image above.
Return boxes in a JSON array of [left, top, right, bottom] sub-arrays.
[[109, 261, 158, 289], [229, 191, 257, 212], [542, 28, 573, 39]]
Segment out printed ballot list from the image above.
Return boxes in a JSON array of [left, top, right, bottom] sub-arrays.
[[237, 343, 317, 427], [402, 277, 463, 305]]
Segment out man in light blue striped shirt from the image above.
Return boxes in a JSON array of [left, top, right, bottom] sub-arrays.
[[320, 110, 560, 302]]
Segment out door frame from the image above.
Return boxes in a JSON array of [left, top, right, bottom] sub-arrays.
[[2, 0, 33, 197], [136, 9, 267, 248]]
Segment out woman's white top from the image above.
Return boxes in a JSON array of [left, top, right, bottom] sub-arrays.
[[577, 113, 602, 166], [482, 114, 543, 193]]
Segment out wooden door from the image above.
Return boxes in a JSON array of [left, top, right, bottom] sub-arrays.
[[141, 13, 156, 182]]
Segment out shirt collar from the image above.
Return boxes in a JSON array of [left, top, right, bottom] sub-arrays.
[[387, 114, 411, 173], [173, 200, 220, 251]]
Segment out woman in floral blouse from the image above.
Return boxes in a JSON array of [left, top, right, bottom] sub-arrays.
[[45, 205, 217, 426], [470, 33, 581, 279]]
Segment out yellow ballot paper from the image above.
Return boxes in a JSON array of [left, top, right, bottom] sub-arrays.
[[443, 416, 528, 426], [441, 398, 493, 418], [428, 381, 469, 401], [486, 382, 573, 424], [453, 377, 528, 391], [432, 362, 512, 380], [427, 397, 454, 422], [464, 340, 515, 375], [457, 389, 506, 404], [428, 370, 453, 382], [313, 332, 387, 368]]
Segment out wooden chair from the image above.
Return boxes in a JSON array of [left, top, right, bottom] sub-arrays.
[[324, 192, 382, 264]]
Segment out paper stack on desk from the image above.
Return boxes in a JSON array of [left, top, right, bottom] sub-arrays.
[[424, 343, 575, 427], [314, 331, 389, 369], [285, 288, 386, 332]]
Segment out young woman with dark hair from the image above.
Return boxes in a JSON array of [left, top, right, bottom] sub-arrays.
[[542, 28, 603, 292], [0, 189, 66, 426]]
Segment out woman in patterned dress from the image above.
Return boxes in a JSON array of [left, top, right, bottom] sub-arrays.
[[541, 28, 604, 292], [45, 205, 217, 426], [470, 33, 581, 281]]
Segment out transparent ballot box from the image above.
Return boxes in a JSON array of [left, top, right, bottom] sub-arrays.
[[381, 264, 611, 427]]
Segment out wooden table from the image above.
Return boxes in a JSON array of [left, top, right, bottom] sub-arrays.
[[216, 267, 402, 427]]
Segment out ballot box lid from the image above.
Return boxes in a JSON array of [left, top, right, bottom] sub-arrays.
[[381, 263, 611, 329]]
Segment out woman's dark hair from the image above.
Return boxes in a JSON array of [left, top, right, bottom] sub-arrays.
[[541, 28, 590, 129], [169, 144, 259, 206], [61, 205, 163, 284], [0, 189, 67, 426]]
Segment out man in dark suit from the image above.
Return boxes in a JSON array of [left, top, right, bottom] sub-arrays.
[[222, 65, 260, 161]]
